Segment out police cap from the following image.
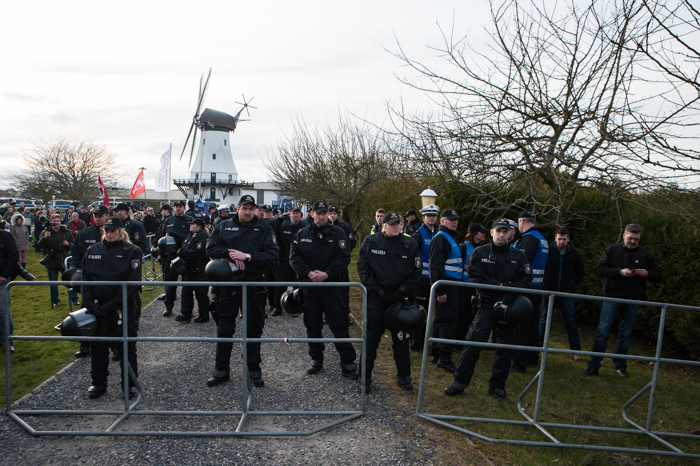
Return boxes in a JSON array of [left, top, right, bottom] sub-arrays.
[[114, 203, 130, 212], [103, 216, 123, 230], [441, 209, 460, 220], [312, 201, 329, 212], [239, 195, 256, 206], [383, 211, 402, 225], [93, 205, 109, 216], [173, 200, 186, 207]]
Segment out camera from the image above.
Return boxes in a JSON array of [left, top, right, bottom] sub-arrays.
[[40, 249, 56, 266], [17, 264, 36, 281]]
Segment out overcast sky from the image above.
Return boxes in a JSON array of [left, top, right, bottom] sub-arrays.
[[0, 0, 493, 191]]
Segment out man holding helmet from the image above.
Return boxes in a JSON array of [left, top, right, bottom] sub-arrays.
[[205, 195, 279, 388], [444, 218, 532, 399], [155, 200, 190, 316], [357, 211, 422, 393], [175, 218, 210, 323]]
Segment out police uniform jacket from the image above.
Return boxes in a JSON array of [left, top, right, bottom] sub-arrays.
[[411, 224, 436, 280], [81, 240, 142, 308], [123, 218, 148, 257], [597, 243, 661, 300], [513, 227, 549, 287], [277, 219, 306, 260], [404, 218, 422, 236], [290, 222, 350, 281], [37, 225, 74, 269], [157, 214, 190, 249], [467, 242, 532, 304], [71, 225, 103, 266], [330, 218, 357, 251], [429, 225, 465, 292], [206, 215, 279, 280], [185, 208, 204, 221], [142, 214, 159, 235], [0, 230, 19, 281], [357, 232, 422, 296], [179, 230, 209, 272]]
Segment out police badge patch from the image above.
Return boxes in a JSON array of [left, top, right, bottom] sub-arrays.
[[415, 257, 421, 268], [132, 260, 140, 269], [272, 235, 277, 244], [196, 243, 202, 249], [525, 265, 531, 274], [339, 240, 346, 249]]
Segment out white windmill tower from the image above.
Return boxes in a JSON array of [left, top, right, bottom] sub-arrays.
[[174, 69, 257, 206]]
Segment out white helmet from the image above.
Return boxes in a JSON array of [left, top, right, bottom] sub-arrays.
[[419, 204, 440, 215]]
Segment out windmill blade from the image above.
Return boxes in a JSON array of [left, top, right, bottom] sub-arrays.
[[197, 68, 212, 116], [187, 126, 199, 167], [179, 121, 196, 161], [234, 94, 257, 119]]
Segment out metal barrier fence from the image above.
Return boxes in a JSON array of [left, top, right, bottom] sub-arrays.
[[416, 280, 700, 459], [3, 279, 368, 437]]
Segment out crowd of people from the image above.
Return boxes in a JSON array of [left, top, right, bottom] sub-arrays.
[[0, 197, 663, 401]]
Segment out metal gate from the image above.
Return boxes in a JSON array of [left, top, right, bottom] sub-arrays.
[[416, 280, 700, 459], [3, 280, 368, 437]]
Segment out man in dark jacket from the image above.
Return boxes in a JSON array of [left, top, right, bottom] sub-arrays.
[[429, 209, 468, 373], [540, 227, 585, 359], [290, 200, 359, 379], [156, 200, 190, 316], [272, 206, 306, 316], [403, 209, 422, 236], [444, 218, 532, 399], [38, 214, 76, 307], [329, 205, 356, 316], [584, 224, 662, 377], [0, 229, 19, 352], [205, 195, 279, 388], [175, 218, 210, 323]]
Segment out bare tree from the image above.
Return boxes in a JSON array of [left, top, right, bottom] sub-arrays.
[[388, 0, 700, 226], [13, 138, 122, 206], [266, 113, 397, 227]]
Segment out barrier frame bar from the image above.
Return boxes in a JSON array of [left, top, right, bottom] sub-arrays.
[[415, 280, 700, 459], [4, 279, 367, 437]]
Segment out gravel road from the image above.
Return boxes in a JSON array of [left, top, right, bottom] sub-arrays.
[[1, 295, 443, 465]]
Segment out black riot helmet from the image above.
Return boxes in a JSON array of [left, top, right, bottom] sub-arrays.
[[57, 308, 97, 337], [150, 246, 160, 259], [204, 258, 244, 282], [492, 294, 533, 326], [158, 235, 179, 253], [170, 257, 187, 276], [384, 302, 427, 335], [62, 268, 83, 293], [280, 288, 304, 315]]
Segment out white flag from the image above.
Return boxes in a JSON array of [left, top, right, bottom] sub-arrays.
[[155, 147, 171, 193]]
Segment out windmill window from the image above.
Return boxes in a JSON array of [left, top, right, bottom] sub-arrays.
[[224, 140, 227, 146], [212, 153, 216, 160], [210, 187, 216, 201], [229, 174, 232, 181], [203, 139, 206, 145], [194, 173, 198, 181]]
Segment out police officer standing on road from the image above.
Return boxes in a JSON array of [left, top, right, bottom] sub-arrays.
[[404, 209, 422, 236], [272, 206, 306, 316], [205, 195, 279, 388], [444, 218, 532, 399], [82, 216, 142, 399], [114, 203, 147, 324], [512, 210, 549, 373], [429, 209, 468, 373], [186, 200, 205, 223], [409, 204, 439, 351], [290, 201, 360, 379], [156, 200, 191, 316], [70, 204, 109, 358], [357, 211, 422, 393], [175, 218, 210, 323], [328, 205, 356, 317]]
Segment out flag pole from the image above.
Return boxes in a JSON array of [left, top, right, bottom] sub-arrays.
[[168, 143, 172, 206], [139, 167, 147, 208]]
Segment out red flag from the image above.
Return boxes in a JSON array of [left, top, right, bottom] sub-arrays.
[[98, 175, 110, 206], [130, 169, 146, 200]]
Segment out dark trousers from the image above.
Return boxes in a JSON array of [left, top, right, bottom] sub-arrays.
[[364, 298, 411, 381], [411, 278, 431, 349], [213, 286, 266, 377], [433, 285, 470, 360], [513, 293, 542, 368], [180, 269, 209, 318], [339, 267, 351, 315], [454, 305, 517, 389], [163, 252, 179, 309], [91, 304, 138, 387], [274, 261, 298, 306], [303, 286, 356, 364]]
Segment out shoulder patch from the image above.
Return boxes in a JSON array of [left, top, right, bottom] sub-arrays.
[[132, 259, 141, 269], [525, 265, 531, 274], [415, 256, 421, 268], [272, 235, 277, 244], [196, 243, 202, 249], [339, 240, 346, 249]]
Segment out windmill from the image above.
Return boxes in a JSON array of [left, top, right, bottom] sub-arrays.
[[176, 69, 257, 203]]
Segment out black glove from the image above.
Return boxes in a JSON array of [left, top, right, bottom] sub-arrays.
[[95, 301, 119, 318]]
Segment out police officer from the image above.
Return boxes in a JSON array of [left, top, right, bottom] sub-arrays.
[[205, 195, 279, 388], [444, 218, 532, 399], [272, 206, 306, 316], [512, 210, 549, 373], [370, 209, 385, 235], [113, 203, 148, 310], [212, 204, 230, 229], [290, 200, 359, 379], [410, 204, 439, 351], [156, 200, 190, 316], [186, 200, 205, 222], [429, 209, 468, 373], [175, 218, 210, 323], [70, 204, 109, 358], [404, 209, 422, 236], [357, 211, 422, 393], [82, 216, 142, 399], [459, 223, 490, 330], [328, 205, 356, 316]]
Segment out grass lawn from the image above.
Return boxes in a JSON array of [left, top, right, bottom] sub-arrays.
[[1, 248, 163, 405]]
